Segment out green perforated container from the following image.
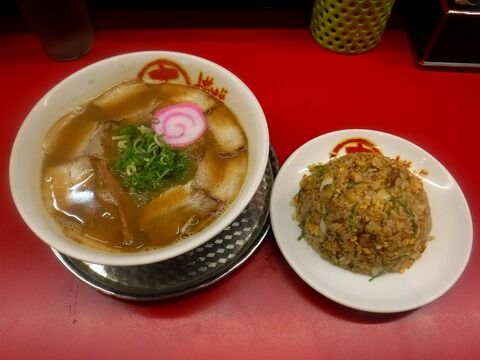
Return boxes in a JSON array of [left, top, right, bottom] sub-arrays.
[[310, 0, 395, 54]]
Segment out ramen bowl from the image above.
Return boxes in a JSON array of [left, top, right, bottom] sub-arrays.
[[9, 51, 269, 266]]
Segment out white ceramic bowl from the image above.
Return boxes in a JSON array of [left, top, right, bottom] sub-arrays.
[[10, 51, 269, 266]]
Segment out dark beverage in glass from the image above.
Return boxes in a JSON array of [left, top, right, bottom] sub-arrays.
[[16, 0, 94, 61]]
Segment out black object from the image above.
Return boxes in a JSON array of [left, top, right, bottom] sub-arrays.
[[403, 0, 480, 70], [1, 0, 315, 31]]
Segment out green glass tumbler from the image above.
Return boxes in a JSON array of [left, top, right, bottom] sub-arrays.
[[310, 0, 395, 54]]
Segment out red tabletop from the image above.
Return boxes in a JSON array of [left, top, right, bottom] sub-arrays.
[[1, 28, 479, 359]]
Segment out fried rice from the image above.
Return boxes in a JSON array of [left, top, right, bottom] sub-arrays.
[[293, 152, 432, 277]]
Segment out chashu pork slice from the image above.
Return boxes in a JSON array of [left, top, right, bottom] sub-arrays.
[[138, 182, 221, 245], [42, 156, 135, 249], [91, 79, 157, 121], [206, 106, 247, 156], [168, 84, 218, 113], [91, 157, 136, 246], [194, 147, 247, 203], [42, 111, 107, 161]]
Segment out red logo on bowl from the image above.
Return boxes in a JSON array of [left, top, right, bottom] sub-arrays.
[[138, 59, 191, 84], [138, 59, 229, 101], [330, 138, 381, 158], [194, 72, 228, 101]]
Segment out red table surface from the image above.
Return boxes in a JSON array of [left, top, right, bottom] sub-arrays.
[[1, 28, 479, 360]]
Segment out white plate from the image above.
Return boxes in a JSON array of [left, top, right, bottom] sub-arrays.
[[270, 129, 473, 313]]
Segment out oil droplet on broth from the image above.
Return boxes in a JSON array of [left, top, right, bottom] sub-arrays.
[[73, 105, 85, 114]]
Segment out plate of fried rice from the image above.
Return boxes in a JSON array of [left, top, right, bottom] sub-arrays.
[[270, 129, 472, 313]]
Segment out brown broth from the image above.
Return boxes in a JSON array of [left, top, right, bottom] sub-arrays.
[[41, 81, 248, 252]]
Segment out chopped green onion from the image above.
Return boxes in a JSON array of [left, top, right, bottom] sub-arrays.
[[314, 164, 325, 177], [111, 125, 190, 196], [394, 198, 417, 235]]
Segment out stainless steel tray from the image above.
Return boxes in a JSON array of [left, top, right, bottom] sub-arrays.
[[52, 149, 278, 301]]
